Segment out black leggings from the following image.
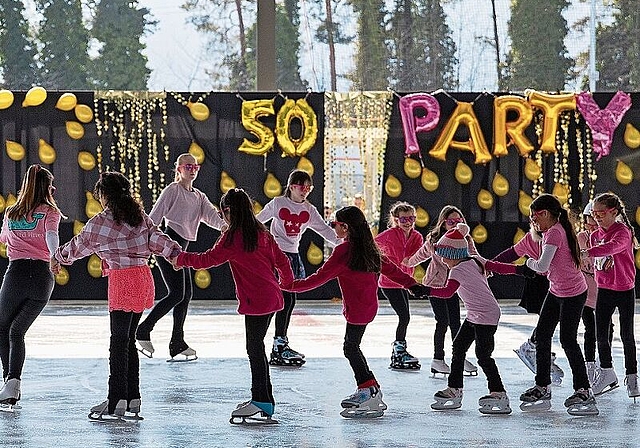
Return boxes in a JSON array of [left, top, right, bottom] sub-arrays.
[[581, 306, 614, 363], [595, 288, 637, 374], [380, 288, 411, 341], [430, 295, 461, 360], [344, 323, 376, 386], [108, 311, 142, 413], [0, 259, 54, 380], [245, 313, 275, 404], [274, 252, 305, 338], [137, 228, 192, 345]]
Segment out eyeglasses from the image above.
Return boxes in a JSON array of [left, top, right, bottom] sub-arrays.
[[529, 209, 547, 221], [445, 218, 464, 226], [179, 164, 200, 172], [291, 184, 313, 193], [217, 207, 230, 219], [591, 207, 616, 218], [397, 216, 416, 224], [329, 221, 346, 229]]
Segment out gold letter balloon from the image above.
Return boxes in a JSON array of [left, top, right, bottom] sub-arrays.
[[493, 95, 534, 157], [239, 99, 276, 156], [526, 91, 576, 153], [276, 98, 318, 157]]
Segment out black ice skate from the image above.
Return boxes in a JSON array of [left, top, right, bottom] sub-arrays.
[[478, 391, 512, 415], [88, 399, 128, 422], [564, 389, 599, 416], [389, 340, 421, 370], [167, 341, 198, 363], [230, 401, 278, 425], [0, 378, 21, 413], [269, 337, 305, 367], [519, 385, 551, 412]]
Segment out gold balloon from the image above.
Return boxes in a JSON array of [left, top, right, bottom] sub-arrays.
[[296, 156, 314, 177], [524, 158, 542, 181], [0, 242, 7, 258], [77, 151, 96, 171], [66, 121, 84, 139], [87, 254, 103, 278], [526, 90, 576, 153], [552, 183, 569, 205], [307, 242, 324, 266], [0, 89, 14, 109], [421, 167, 439, 192], [73, 220, 85, 235], [491, 172, 509, 197], [429, 102, 492, 164], [74, 104, 94, 123], [6, 140, 25, 161], [0, 194, 5, 213], [276, 98, 318, 157], [239, 99, 276, 156], [253, 201, 263, 215], [55, 93, 77, 111], [38, 139, 56, 165], [55, 266, 69, 286], [404, 157, 422, 179], [615, 160, 633, 185], [477, 189, 494, 209], [188, 141, 205, 164], [413, 264, 425, 283], [636, 206, 640, 227], [518, 190, 533, 217], [194, 269, 211, 289], [513, 228, 526, 245], [471, 224, 488, 244], [415, 206, 429, 228], [263, 172, 282, 198], [454, 159, 473, 184], [624, 123, 640, 149], [493, 95, 534, 157], [385, 175, 402, 197], [22, 86, 47, 107], [220, 171, 236, 193], [187, 102, 210, 121], [5, 193, 16, 209], [85, 191, 103, 218]]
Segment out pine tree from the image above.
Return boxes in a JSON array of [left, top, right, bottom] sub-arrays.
[[37, 0, 91, 90], [90, 0, 155, 90], [504, 0, 574, 91], [0, 0, 40, 88]]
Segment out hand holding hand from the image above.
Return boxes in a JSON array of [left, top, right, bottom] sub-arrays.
[[408, 284, 431, 298], [50, 257, 60, 275], [515, 264, 536, 278]]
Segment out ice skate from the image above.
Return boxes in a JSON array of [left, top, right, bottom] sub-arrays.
[[88, 399, 127, 422], [478, 391, 512, 415], [430, 359, 450, 377], [137, 340, 155, 358], [389, 340, 421, 370], [564, 388, 599, 416], [586, 361, 597, 386], [550, 352, 564, 386], [269, 337, 305, 367], [431, 387, 463, 410], [591, 367, 618, 396], [230, 400, 278, 425], [340, 386, 387, 418], [464, 359, 478, 377], [167, 342, 198, 363], [519, 385, 551, 412], [0, 379, 21, 412], [513, 339, 536, 374], [624, 374, 640, 403], [123, 398, 144, 421]]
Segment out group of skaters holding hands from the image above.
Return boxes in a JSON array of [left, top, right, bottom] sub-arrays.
[[0, 157, 638, 423]]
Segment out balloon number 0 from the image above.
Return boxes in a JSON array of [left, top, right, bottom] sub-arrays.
[[239, 98, 318, 157]]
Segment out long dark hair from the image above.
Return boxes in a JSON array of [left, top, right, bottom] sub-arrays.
[[593, 192, 639, 248], [220, 188, 267, 252], [426, 205, 466, 244], [7, 164, 65, 220], [335, 206, 381, 272], [530, 193, 581, 267], [93, 172, 143, 227]]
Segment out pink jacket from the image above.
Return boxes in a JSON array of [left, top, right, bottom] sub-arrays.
[[587, 222, 636, 291], [375, 226, 422, 289]]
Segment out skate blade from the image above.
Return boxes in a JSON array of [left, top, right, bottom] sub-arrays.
[[519, 400, 551, 412], [166, 355, 198, 363], [340, 408, 384, 418], [430, 369, 449, 378], [567, 404, 599, 416], [0, 403, 20, 413], [88, 412, 127, 422], [229, 415, 278, 425], [123, 413, 144, 421], [594, 384, 619, 396], [430, 399, 462, 411], [464, 370, 479, 377], [390, 363, 421, 371], [137, 347, 153, 359], [269, 359, 306, 367], [513, 349, 536, 374], [479, 405, 512, 415]]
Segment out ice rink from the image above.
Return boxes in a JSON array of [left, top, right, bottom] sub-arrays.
[[1, 299, 639, 448]]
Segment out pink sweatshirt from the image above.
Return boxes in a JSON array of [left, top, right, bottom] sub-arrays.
[[407, 234, 477, 287], [0, 204, 61, 261], [587, 222, 636, 291], [375, 226, 423, 289]]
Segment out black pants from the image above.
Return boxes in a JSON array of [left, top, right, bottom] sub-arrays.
[[245, 313, 275, 404], [344, 323, 376, 387], [596, 288, 637, 374], [430, 295, 461, 360], [274, 252, 305, 338], [108, 310, 142, 413], [581, 306, 614, 363], [0, 259, 54, 380], [137, 228, 192, 346], [380, 288, 411, 342], [448, 319, 504, 392], [535, 291, 589, 391]]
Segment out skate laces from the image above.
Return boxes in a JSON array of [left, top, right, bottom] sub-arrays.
[[344, 387, 373, 403], [525, 385, 549, 399], [438, 387, 462, 398]]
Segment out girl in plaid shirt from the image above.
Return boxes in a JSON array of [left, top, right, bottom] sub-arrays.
[[53, 172, 181, 421]]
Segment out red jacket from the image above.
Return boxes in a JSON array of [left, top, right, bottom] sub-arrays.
[[177, 230, 294, 316], [375, 226, 422, 288]]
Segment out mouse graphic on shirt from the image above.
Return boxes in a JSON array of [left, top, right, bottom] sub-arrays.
[[279, 208, 310, 237]]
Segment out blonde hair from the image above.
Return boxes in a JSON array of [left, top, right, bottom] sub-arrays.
[[386, 201, 416, 227], [174, 153, 197, 182]]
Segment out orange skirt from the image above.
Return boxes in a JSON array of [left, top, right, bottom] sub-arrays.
[[107, 265, 155, 313]]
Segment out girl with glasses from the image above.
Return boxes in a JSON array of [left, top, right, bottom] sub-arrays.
[[136, 153, 225, 362], [256, 169, 341, 367], [0, 165, 63, 411], [374, 201, 424, 370], [404, 205, 478, 377]]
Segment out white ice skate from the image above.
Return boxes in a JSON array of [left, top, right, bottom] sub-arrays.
[[230, 401, 278, 425], [464, 359, 478, 377], [513, 340, 536, 374], [167, 347, 198, 363], [390, 340, 421, 370], [430, 387, 463, 410], [340, 386, 387, 418], [269, 337, 306, 367], [0, 379, 21, 412], [519, 385, 552, 412], [591, 367, 619, 396], [88, 399, 128, 422], [550, 353, 564, 386], [430, 359, 450, 378], [624, 374, 640, 403], [137, 340, 155, 358], [564, 389, 599, 416], [124, 398, 144, 421], [478, 391, 512, 415]]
